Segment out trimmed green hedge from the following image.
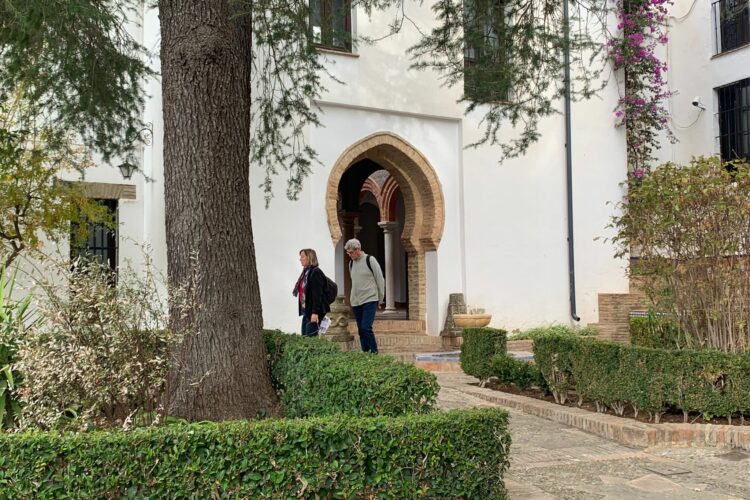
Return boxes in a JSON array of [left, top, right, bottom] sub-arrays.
[[629, 316, 679, 349], [263, 329, 340, 390], [460, 327, 508, 382], [0, 408, 511, 498], [490, 354, 548, 392], [508, 324, 598, 341], [263, 330, 439, 417], [534, 334, 750, 421]]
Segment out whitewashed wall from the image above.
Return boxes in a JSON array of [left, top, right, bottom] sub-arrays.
[[41, 1, 698, 334], [658, 0, 750, 164]]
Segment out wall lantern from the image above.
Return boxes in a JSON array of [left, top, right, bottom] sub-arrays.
[[118, 162, 138, 180]]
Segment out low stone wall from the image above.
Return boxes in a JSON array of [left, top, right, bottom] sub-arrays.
[[452, 382, 750, 451]]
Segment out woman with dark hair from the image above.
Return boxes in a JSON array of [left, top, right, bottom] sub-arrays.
[[292, 248, 330, 336]]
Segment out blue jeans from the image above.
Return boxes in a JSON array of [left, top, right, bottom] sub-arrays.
[[352, 301, 378, 353], [301, 314, 319, 337]]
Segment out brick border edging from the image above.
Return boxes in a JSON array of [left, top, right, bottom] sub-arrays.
[[447, 381, 750, 451]]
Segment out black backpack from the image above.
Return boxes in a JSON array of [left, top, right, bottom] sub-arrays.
[[323, 274, 338, 305]]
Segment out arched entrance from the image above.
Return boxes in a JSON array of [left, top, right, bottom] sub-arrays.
[[326, 132, 445, 326]]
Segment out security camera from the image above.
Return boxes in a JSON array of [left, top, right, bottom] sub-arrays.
[[691, 96, 706, 110]]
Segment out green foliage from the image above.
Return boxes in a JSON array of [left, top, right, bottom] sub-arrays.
[[534, 334, 750, 422], [0, 0, 153, 162], [15, 257, 188, 430], [0, 266, 36, 430], [509, 324, 598, 341], [630, 315, 679, 350], [0, 408, 511, 498], [460, 327, 508, 383], [262, 329, 340, 391], [0, 94, 111, 268], [612, 157, 750, 353], [409, 0, 607, 160], [490, 354, 548, 392], [263, 330, 439, 417]]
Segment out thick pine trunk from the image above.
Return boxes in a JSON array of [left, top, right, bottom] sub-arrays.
[[159, 0, 280, 420]]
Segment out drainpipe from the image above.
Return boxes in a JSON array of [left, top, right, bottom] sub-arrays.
[[563, 0, 580, 322]]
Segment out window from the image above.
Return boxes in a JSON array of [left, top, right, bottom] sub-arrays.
[[463, 0, 512, 103], [717, 78, 750, 162], [70, 199, 118, 274], [310, 0, 352, 52], [713, 0, 750, 53]]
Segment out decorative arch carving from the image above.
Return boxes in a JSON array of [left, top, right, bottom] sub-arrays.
[[325, 132, 446, 323]]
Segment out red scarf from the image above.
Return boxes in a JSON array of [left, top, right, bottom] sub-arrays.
[[293, 267, 310, 307]]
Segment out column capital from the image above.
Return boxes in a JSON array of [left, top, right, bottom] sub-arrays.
[[377, 220, 399, 233]]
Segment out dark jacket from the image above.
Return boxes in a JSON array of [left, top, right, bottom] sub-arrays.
[[300, 266, 331, 318]]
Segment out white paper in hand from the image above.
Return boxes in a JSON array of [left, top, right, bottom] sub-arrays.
[[319, 316, 331, 334]]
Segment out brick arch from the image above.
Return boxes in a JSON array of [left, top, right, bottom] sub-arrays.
[[326, 132, 445, 323], [379, 176, 400, 222], [359, 177, 381, 206]]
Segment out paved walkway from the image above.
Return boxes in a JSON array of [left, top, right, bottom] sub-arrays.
[[437, 372, 750, 499]]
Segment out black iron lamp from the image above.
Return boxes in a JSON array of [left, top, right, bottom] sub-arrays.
[[117, 161, 138, 180]]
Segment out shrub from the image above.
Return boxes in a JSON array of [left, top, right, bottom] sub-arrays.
[[0, 408, 511, 498], [0, 266, 36, 430], [263, 330, 438, 417], [490, 354, 548, 392], [534, 334, 750, 422], [611, 157, 750, 353], [262, 329, 339, 390], [14, 258, 189, 430], [460, 327, 507, 385], [509, 324, 598, 341], [629, 315, 679, 349]]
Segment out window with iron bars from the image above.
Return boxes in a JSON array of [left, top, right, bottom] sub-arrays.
[[716, 78, 750, 162], [712, 0, 750, 53], [70, 199, 118, 276], [464, 0, 512, 103], [310, 0, 352, 52]]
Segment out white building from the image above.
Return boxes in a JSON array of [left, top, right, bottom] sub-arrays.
[[61, 0, 750, 341]]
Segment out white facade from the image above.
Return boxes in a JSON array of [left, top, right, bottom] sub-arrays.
[[61, 1, 750, 335]]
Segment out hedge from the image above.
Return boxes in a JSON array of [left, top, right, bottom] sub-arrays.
[[490, 354, 548, 392], [629, 316, 679, 349], [508, 324, 598, 341], [534, 334, 750, 422], [460, 327, 508, 383], [0, 408, 511, 498], [263, 330, 439, 417]]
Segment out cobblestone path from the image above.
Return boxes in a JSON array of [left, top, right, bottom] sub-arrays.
[[437, 372, 750, 499]]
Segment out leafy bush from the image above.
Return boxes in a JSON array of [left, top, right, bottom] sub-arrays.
[[0, 267, 36, 430], [630, 315, 679, 349], [14, 259, 189, 430], [508, 324, 598, 341], [460, 327, 508, 385], [490, 354, 548, 392], [611, 157, 750, 353], [263, 330, 438, 417], [534, 334, 750, 422], [0, 408, 511, 498], [262, 329, 339, 390]]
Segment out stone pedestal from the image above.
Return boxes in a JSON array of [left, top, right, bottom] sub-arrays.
[[441, 293, 467, 348], [322, 295, 353, 346]]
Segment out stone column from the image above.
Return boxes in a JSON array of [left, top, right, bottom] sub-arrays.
[[378, 221, 399, 311]]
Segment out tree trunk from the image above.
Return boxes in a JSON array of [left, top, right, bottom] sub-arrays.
[[159, 0, 280, 420]]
